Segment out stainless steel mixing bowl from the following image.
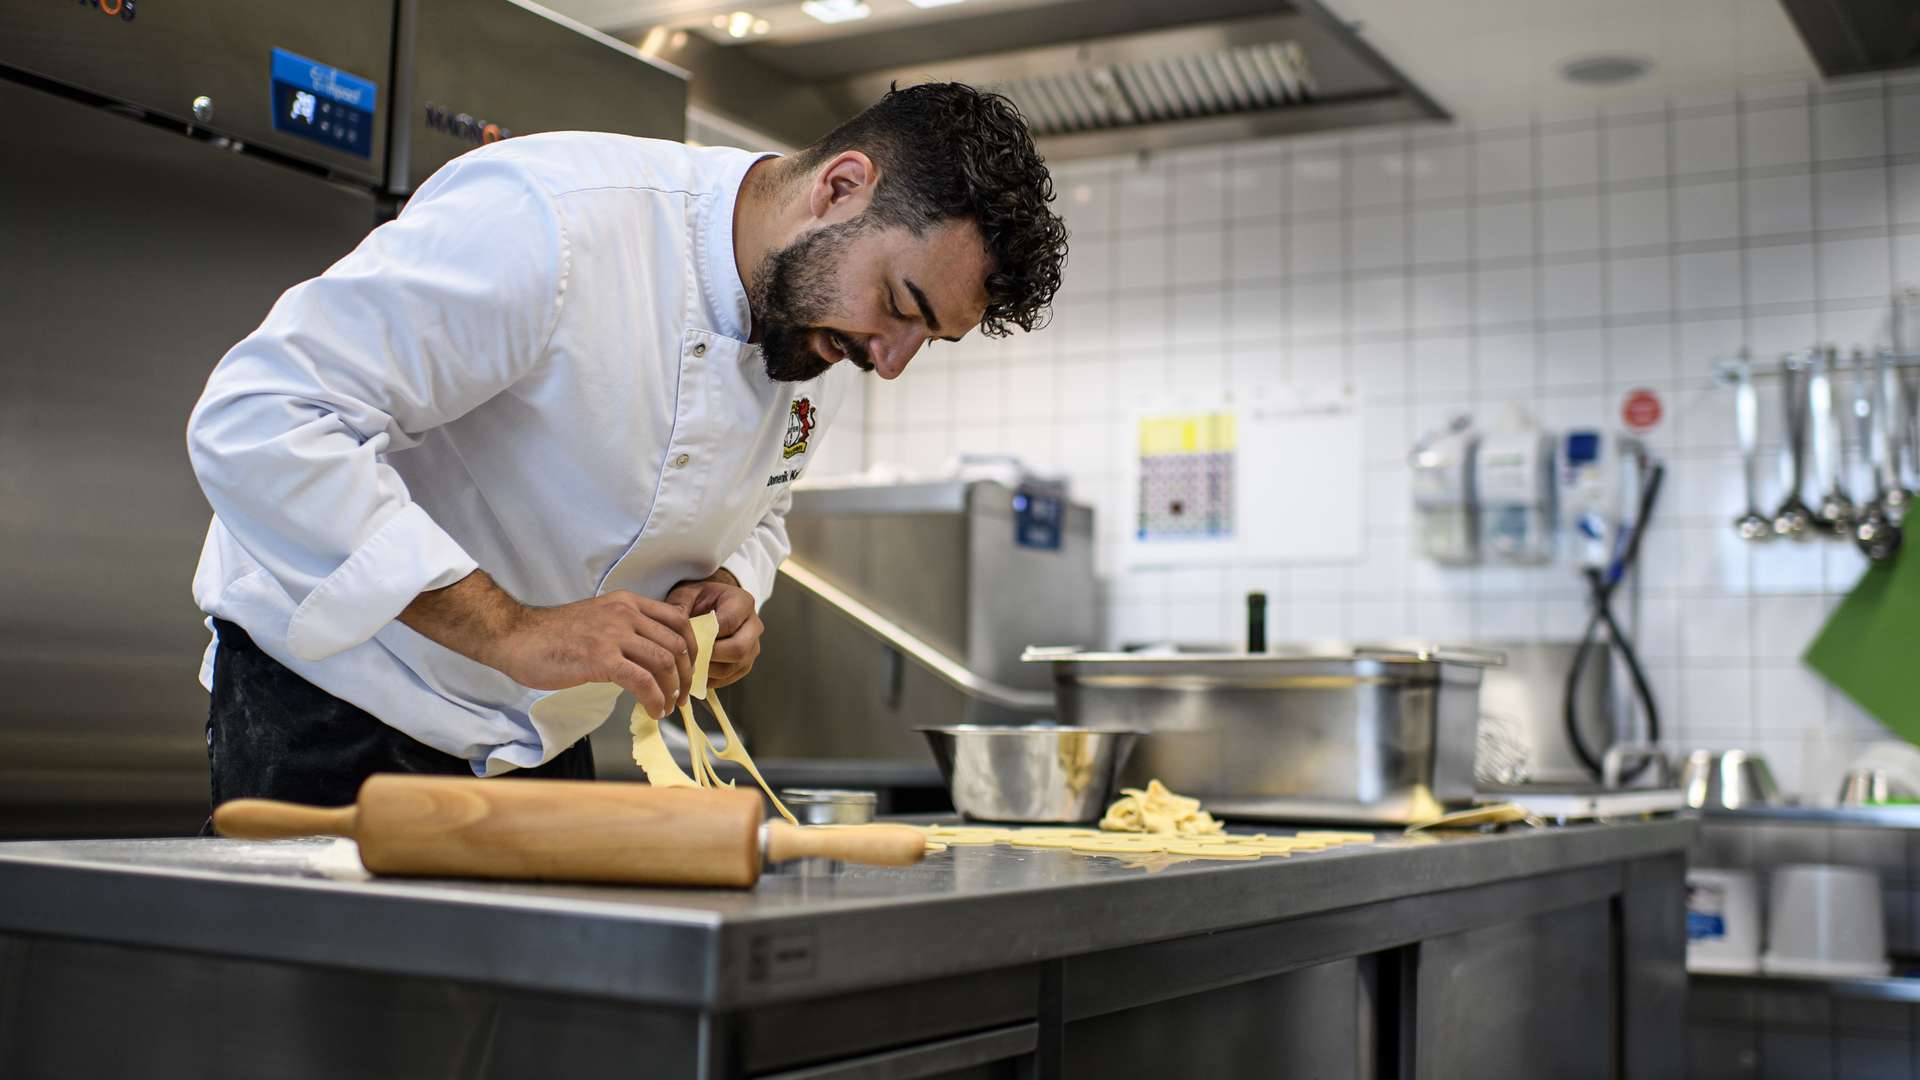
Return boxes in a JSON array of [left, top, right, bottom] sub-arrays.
[[918, 725, 1145, 823], [1679, 749, 1780, 810]]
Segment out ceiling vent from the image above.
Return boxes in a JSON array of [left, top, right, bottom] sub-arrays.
[[999, 40, 1315, 137]]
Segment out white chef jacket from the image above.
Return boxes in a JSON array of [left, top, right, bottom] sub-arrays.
[[187, 133, 850, 775]]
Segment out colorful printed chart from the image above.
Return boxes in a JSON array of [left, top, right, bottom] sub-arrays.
[[1136, 412, 1237, 543]]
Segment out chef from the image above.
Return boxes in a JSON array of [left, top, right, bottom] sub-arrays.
[[186, 82, 1068, 808]]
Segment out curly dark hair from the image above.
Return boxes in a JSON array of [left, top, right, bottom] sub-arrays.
[[791, 82, 1068, 337]]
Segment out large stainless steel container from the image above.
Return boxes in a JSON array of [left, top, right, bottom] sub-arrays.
[[1032, 647, 1502, 825]]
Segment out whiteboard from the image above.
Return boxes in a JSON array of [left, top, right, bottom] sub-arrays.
[[1123, 383, 1363, 568]]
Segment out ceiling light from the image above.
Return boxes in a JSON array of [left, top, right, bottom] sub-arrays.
[[800, 0, 870, 24], [726, 10, 754, 37], [670, 30, 688, 48], [905, 0, 966, 7], [751, 18, 770, 34], [1559, 54, 1652, 86], [711, 14, 728, 28]]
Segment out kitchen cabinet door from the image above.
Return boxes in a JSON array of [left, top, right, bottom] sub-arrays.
[[1412, 899, 1615, 1080]]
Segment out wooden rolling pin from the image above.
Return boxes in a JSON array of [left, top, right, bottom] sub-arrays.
[[212, 775, 925, 887]]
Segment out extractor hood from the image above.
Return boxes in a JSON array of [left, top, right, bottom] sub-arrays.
[[623, 0, 1445, 159], [1776, 0, 1920, 77]]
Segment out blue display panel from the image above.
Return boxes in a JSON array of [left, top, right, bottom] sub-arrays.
[[1014, 488, 1064, 551], [269, 47, 376, 159]]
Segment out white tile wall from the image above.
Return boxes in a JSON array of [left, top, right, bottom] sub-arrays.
[[836, 76, 1920, 802]]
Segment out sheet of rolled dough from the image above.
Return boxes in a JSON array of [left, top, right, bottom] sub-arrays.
[[630, 706, 697, 787]]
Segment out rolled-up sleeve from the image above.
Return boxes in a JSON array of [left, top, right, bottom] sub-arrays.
[[186, 154, 568, 662], [719, 487, 792, 611]]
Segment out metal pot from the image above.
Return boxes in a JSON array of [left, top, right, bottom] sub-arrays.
[[918, 725, 1144, 823], [1026, 646, 1503, 824], [1836, 768, 1913, 807]]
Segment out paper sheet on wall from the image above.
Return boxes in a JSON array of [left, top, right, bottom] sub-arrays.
[[1124, 384, 1362, 568]]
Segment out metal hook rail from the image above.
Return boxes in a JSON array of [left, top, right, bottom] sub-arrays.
[[1709, 349, 1920, 385]]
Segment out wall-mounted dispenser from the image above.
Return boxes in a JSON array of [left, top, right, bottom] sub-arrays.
[[1475, 408, 1557, 565], [1410, 416, 1479, 565]]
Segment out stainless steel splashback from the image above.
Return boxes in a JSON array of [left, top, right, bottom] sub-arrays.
[[0, 78, 381, 837], [388, 0, 688, 194], [725, 481, 1098, 761], [0, 0, 396, 185], [2, 0, 691, 837]]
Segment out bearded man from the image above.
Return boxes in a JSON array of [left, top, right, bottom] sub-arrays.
[[185, 82, 1067, 806]]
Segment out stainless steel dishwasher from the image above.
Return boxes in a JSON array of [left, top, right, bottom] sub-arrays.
[[721, 479, 1098, 763]]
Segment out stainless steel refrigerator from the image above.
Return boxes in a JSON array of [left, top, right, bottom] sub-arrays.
[[0, 0, 685, 837]]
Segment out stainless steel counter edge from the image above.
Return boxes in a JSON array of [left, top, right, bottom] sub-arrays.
[[0, 851, 726, 1008], [0, 820, 1694, 1010], [1703, 803, 1920, 828], [710, 819, 1696, 1007]]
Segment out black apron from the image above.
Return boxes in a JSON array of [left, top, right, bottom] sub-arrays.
[[203, 618, 593, 828]]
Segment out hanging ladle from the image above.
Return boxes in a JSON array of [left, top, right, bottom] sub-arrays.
[[1733, 352, 1772, 541], [1855, 348, 1903, 562], [1810, 347, 1853, 535], [1772, 353, 1815, 540]]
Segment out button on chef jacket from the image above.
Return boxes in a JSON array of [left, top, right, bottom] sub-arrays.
[[187, 134, 850, 776]]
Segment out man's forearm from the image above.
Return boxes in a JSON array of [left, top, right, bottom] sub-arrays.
[[398, 569, 528, 670]]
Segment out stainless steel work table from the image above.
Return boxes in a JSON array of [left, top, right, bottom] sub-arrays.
[[0, 818, 1694, 1079]]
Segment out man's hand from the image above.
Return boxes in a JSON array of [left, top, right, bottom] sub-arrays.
[[399, 570, 698, 719], [665, 569, 763, 689]]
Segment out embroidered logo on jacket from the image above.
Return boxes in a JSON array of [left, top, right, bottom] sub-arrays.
[[782, 397, 815, 460]]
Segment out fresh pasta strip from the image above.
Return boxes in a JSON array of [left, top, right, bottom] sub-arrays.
[[1165, 841, 1260, 859], [1099, 779, 1225, 836], [904, 822, 1372, 864], [629, 706, 697, 787], [1219, 839, 1306, 855], [680, 707, 731, 789], [1014, 827, 1106, 836], [1069, 837, 1166, 854], [702, 691, 795, 825], [688, 610, 720, 700], [629, 609, 722, 787], [1009, 833, 1085, 848], [627, 610, 793, 823]]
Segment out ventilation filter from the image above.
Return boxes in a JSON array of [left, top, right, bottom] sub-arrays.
[[994, 40, 1316, 137]]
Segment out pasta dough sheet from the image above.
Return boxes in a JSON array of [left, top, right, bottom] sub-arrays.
[[629, 610, 795, 824], [918, 820, 1378, 864]]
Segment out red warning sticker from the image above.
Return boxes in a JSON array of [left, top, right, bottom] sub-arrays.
[[1621, 388, 1663, 432]]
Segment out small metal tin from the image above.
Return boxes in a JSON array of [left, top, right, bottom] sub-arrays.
[[777, 790, 878, 878], [780, 789, 877, 826]]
